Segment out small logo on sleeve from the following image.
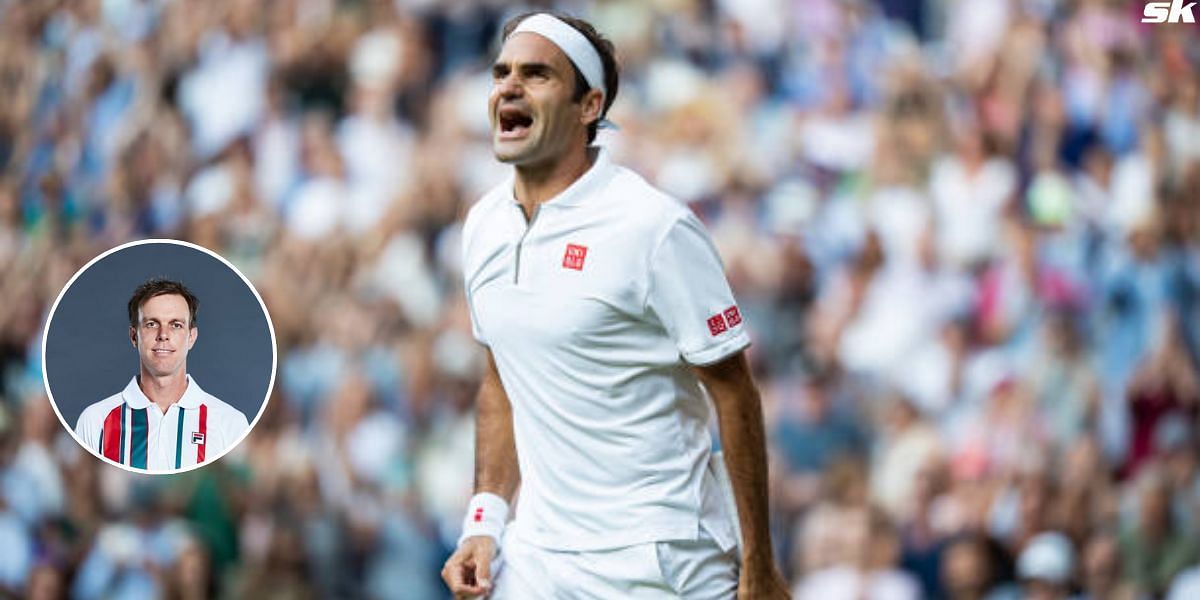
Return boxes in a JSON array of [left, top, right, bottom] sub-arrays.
[[563, 244, 588, 270], [724, 306, 742, 327], [708, 305, 742, 336], [707, 314, 728, 336], [191, 432, 206, 445], [473, 508, 484, 522]]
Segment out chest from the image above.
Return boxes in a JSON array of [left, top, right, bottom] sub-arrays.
[[109, 404, 212, 470], [467, 206, 658, 351]]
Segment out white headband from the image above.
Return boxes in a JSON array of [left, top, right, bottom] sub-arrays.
[[509, 14, 606, 102]]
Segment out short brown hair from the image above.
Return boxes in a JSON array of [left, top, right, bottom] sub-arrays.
[[128, 278, 199, 328], [501, 12, 619, 144]]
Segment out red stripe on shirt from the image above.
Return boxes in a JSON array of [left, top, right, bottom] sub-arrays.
[[102, 405, 123, 462], [196, 404, 208, 463]]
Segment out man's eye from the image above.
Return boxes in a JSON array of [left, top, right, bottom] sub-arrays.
[[146, 322, 157, 328], [172, 323, 183, 329]]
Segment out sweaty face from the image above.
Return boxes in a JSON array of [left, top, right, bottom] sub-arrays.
[[131, 294, 197, 378], [489, 33, 596, 167]]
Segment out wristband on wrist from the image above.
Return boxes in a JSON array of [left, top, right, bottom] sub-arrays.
[[458, 492, 509, 548]]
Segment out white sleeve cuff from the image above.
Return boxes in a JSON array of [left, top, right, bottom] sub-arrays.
[[682, 332, 751, 366]]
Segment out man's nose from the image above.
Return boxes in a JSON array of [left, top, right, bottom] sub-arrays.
[[157, 327, 168, 341], [496, 73, 523, 99]]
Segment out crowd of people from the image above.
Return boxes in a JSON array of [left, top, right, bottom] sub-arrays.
[[0, 0, 1197, 598]]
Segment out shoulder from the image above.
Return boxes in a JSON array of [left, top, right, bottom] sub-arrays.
[[462, 179, 513, 247], [195, 393, 250, 452], [188, 381, 250, 431], [600, 164, 696, 252], [204, 395, 250, 428], [76, 393, 125, 427], [608, 164, 690, 223]]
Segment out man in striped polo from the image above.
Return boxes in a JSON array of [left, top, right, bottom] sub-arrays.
[[74, 278, 249, 471]]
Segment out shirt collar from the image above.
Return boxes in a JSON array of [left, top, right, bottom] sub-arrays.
[[507, 146, 614, 209], [121, 374, 205, 410]]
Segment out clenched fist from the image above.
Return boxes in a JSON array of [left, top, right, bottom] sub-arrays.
[[442, 536, 498, 599]]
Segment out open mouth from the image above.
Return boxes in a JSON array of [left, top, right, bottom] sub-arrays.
[[152, 349, 174, 355], [497, 105, 533, 138]]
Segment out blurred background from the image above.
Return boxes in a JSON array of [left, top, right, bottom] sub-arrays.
[[0, 0, 1197, 598]]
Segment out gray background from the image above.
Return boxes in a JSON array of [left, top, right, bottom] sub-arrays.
[[46, 242, 274, 427]]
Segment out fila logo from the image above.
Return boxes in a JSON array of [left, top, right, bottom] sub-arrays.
[[191, 432, 205, 445], [1143, 0, 1196, 22], [473, 508, 484, 523], [707, 305, 743, 336], [563, 243, 588, 270]]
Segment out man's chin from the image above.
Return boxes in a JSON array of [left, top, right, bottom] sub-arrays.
[[492, 137, 538, 165], [143, 361, 184, 378], [493, 147, 527, 165]]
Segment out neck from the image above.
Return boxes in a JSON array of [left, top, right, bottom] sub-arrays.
[[513, 145, 597, 219], [138, 370, 189, 414]]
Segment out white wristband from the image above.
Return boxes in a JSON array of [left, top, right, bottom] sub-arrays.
[[458, 492, 509, 548]]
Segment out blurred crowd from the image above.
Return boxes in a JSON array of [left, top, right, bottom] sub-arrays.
[[0, 0, 1198, 598]]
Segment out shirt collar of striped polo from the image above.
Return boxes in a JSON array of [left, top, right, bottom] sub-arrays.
[[507, 146, 613, 209], [121, 374, 205, 410]]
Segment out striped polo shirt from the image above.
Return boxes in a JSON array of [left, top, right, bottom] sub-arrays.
[[75, 375, 250, 471]]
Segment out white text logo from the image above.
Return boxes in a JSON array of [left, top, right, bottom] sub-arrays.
[[1143, 0, 1197, 23]]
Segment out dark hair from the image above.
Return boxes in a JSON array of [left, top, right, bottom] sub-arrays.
[[501, 12, 619, 144], [128, 278, 199, 328]]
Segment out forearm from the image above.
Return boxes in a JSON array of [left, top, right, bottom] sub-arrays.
[[474, 351, 520, 501], [716, 387, 774, 566], [698, 353, 776, 569]]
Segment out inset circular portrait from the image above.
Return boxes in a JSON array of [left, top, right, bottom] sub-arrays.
[[43, 239, 276, 473]]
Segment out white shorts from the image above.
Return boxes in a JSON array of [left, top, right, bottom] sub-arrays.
[[490, 526, 738, 599]]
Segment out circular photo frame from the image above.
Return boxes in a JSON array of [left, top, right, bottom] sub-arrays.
[[42, 239, 277, 474]]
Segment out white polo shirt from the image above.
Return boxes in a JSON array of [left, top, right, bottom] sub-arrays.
[[75, 375, 250, 472], [462, 148, 749, 551]]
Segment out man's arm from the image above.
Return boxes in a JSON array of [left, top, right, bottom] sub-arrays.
[[443, 349, 519, 598], [473, 349, 520, 500], [694, 351, 791, 599]]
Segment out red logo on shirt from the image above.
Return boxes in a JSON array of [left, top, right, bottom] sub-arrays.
[[191, 432, 205, 445], [473, 508, 484, 522], [707, 314, 727, 336], [724, 306, 742, 327], [563, 243, 588, 270]]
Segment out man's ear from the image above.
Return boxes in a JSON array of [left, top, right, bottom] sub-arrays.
[[188, 326, 198, 350], [129, 326, 137, 349], [579, 88, 604, 127]]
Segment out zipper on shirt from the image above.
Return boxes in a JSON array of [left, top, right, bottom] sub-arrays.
[[514, 206, 540, 284]]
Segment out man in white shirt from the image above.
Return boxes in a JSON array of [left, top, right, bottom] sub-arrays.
[[442, 13, 788, 599], [74, 278, 249, 471]]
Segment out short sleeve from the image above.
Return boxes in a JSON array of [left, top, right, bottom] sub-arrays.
[[645, 212, 750, 365], [227, 410, 250, 445], [465, 291, 487, 346], [75, 409, 99, 452], [462, 269, 488, 348], [461, 213, 489, 346]]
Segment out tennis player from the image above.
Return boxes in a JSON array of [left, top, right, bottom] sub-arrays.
[[443, 12, 789, 599], [74, 278, 249, 471]]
